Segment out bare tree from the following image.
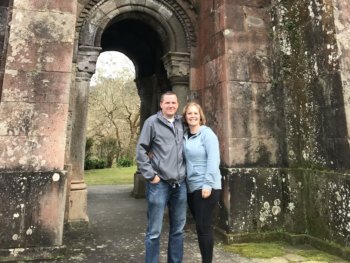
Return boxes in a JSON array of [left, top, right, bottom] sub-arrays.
[[87, 67, 140, 166]]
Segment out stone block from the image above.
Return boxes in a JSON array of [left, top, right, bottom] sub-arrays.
[[208, 34, 226, 60], [204, 56, 226, 86], [219, 168, 301, 233], [6, 9, 75, 72], [48, 0, 77, 14], [218, 167, 350, 247], [305, 169, 350, 245], [228, 137, 279, 166], [6, 41, 74, 73], [99, 0, 117, 15], [227, 82, 281, 139], [218, 4, 245, 32], [243, 6, 270, 32], [2, 70, 70, 103], [106, 8, 121, 20], [79, 22, 99, 46], [203, 84, 224, 129], [14, 0, 47, 10], [67, 184, 88, 222], [0, 101, 68, 170], [229, 0, 269, 7], [229, 108, 282, 138], [326, 138, 350, 169], [0, 102, 68, 138], [0, 134, 66, 171], [0, 171, 67, 248], [323, 106, 347, 138], [10, 9, 75, 43], [14, 0, 76, 14], [116, 0, 132, 8], [90, 8, 107, 26], [225, 32, 271, 82], [145, 0, 173, 20]]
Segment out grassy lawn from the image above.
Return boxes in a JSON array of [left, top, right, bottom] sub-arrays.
[[84, 166, 137, 185]]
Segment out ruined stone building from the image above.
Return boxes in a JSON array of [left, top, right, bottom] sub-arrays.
[[0, 0, 350, 260]]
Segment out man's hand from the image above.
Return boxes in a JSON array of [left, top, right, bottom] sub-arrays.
[[202, 189, 212, 199], [150, 174, 160, 184]]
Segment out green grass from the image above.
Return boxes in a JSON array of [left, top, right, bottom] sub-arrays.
[[84, 166, 136, 185], [296, 248, 344, 261]]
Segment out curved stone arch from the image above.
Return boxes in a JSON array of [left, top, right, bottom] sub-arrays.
[[76, 0, 197, 52], [90, 7, 178, 52]]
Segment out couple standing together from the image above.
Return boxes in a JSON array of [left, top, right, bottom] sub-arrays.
[[136, 91, 222, 263]]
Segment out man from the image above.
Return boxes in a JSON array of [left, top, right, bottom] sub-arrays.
[[136, 91, 187, 263]]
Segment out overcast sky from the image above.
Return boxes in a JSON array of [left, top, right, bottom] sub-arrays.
[[90, 51, 135, 86]]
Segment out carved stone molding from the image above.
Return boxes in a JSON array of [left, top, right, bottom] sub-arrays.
[[76, 45, 102, 78], [77, 0, 196, 50], [162, 51, 190, 85]]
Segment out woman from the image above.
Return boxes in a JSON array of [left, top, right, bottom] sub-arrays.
[[182, 102, 222, 263]]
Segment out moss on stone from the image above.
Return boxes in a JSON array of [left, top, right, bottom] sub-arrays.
[[222, 241, 345, 261], [222, 242, 285, 258]]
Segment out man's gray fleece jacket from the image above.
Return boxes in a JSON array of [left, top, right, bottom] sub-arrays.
[[136, 111, 186, 183]]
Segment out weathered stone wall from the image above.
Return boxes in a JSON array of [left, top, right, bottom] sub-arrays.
[[219, 168, 350, 247], [0, 0, 77, 253], [272, 0, 350, 169], [0, 0, 12, 100], [0, 171, 67, 249], [0, 1, 76, 171], [333, 0, 350, 147], [194, 0, 282, 168], [194, 0, 350, 250]]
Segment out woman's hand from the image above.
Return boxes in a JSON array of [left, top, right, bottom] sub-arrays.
[[202, 189, 212, 199]]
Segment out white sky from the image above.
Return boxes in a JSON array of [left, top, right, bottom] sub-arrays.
[[90, 51, 135, 86]]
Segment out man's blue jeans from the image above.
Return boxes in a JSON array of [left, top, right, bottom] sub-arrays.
[[145, 180, 187, 263]]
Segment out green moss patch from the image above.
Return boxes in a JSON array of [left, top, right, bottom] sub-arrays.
[[222, 242, 346, 261], [222, 242, 285, 258]]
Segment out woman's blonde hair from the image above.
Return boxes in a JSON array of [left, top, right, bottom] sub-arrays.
[[182, 102, 206, 126]]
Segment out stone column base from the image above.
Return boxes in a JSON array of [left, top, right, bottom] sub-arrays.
[[67, 180, 89, 224], [132, 171, 146, 198]]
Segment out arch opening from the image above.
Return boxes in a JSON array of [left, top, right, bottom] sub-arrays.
[[87, 51, 139, 171], [66, 1, 194, 223]]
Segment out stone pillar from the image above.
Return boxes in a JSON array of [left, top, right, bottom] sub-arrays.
[[162, 52, 191, 111], [0, 0, 76, 259], [333, 0, 350, 153], [132, 75, 158, 198], [66, 46, 101, 224], [132, 53, 191, 198]]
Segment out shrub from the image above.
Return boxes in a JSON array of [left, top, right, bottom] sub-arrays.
[[85, 137, 94, 159], [84, 157, 107, 170], [116, 157, 133, 167]]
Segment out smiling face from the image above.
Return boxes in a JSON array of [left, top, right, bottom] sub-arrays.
[[185, 105, 201, 128], [160, 94, 179, 119]]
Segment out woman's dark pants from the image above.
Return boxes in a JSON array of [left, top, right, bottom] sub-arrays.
[[187, 189, 221, 263]]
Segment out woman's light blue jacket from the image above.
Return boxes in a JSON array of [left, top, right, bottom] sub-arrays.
[[183, 125, 222, 193]]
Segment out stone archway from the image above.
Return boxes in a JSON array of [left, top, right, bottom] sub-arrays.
[[65, 0, 197, 224]]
